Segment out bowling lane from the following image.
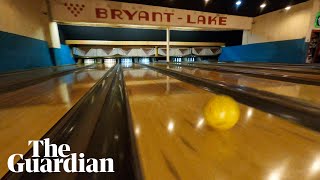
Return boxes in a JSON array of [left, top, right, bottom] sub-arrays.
[[124, 65, 320, 180], [214, 62, 320, 69], [188, 63, 320, 81], [202, 63, 320, 74], [0, 64, 83, 86], [155, 64, 320, 105], [0, 65, 111, 177]]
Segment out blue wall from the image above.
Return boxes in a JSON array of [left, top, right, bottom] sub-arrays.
[[0, 30, 75, 73], [0, 31, 53, 73], [51, 44, 75, 66], [219, 38, 308, 64]]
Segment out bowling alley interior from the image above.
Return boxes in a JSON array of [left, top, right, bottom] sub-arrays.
[[2, 0, 320, 179]]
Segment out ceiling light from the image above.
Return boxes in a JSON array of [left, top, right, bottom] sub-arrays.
[[285, 6, 291, 10], [205, 0, 209, 3], [260, 3, 266, 8], [236, 0, 242, 6]]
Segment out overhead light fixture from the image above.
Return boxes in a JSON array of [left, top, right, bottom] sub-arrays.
[[205, 0, 209, 3], [236, 0, 242, 6], [285, 6, 291, 10], [260, 3, 266, 8]]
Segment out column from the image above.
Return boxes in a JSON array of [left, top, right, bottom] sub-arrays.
[[49, 22, 61, 49], [155, 46, 159, 57], [49, 22, 61, 66], [166, 27, 170, 63]]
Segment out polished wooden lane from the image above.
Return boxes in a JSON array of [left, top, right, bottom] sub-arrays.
[[198, 62, 320, 69], [207, 63, 320, 74], [188, 63, 320, 81], [124, 65, 320, 180], [154, 64, 320, 106], [0, 65, 110, 178], [0, 64, 83, 89]]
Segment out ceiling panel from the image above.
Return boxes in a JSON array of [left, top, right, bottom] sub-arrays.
[[111, 0, 309, 17]]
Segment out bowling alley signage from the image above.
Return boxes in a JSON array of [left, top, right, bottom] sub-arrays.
[[49, 0, 252, 30]]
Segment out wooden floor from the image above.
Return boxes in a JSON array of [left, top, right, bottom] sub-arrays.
[[124, 65, 320, 180], [1, 63, 320, 179], [155, 64, 320, 105], [192, 63, 320, 81], [0, 67, 108, 177], [207, 63, 320, 74]]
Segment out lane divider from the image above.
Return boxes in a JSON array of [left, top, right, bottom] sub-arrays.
[[171, 63, 320, 86], [0, 64, 95, 95], [187, 62, 320, 75], [3, 64, 143, 179], [141, 63, 320, 132]]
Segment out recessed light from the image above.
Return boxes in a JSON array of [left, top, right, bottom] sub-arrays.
[[285, 6, 291, 10], [236, 0, 242, 6], [205, 0, 209, 3], [260, 3, 266, 8]]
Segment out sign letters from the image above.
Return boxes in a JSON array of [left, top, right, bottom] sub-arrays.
[[50, 0, 253, 30]]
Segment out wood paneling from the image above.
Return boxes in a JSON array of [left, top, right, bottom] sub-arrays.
[[66, 40, 225, 47]]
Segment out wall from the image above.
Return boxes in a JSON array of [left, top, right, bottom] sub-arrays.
[[0, 0, 75, 73], [0, 0, 51, 41], [0, 0, 54, 72], [219, 38, 307, 63], [0, 31, 53, 72], [243, 1, 312, 44], [220, 1, 313, 63]]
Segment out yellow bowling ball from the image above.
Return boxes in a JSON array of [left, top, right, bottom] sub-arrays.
[[203, 95, 240, 130]]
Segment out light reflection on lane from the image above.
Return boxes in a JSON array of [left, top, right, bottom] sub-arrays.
[[0, 66, 110, 178], [124, 65, 320, 180], [196, 117, 205, 129], [159, 64, 320, 106], [167, 120, 175, 133]]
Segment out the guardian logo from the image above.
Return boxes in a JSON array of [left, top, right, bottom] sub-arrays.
[[7, 139, 114, 173]]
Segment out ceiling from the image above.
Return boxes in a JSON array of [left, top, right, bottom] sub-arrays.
[[111, 0, 309, 17]]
